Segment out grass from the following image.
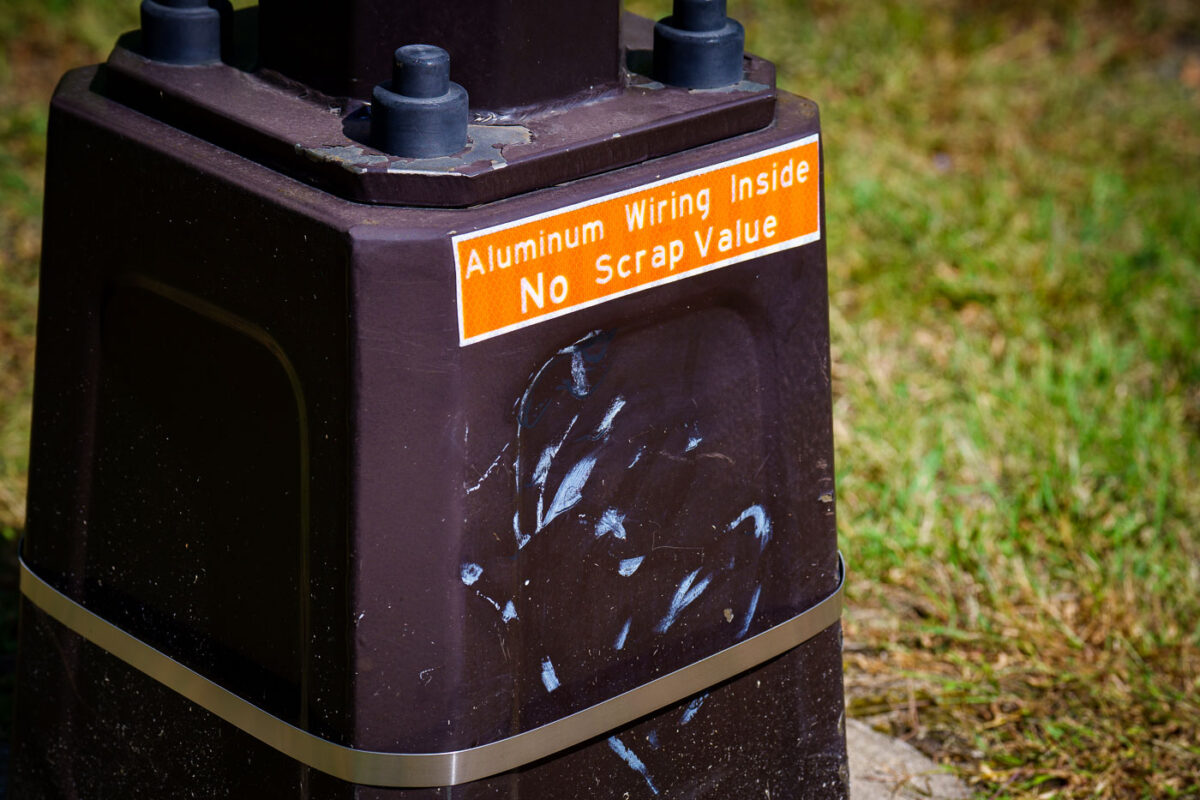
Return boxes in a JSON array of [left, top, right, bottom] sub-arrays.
[[643, 1, 1200, 796], [3, 0, 1200, 797], [0, 0, 146, 539]]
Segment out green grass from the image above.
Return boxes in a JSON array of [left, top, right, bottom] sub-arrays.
[[3, 0, 1200, 797], [0, 0, 144, 537], [631, 0, 1200, 796]]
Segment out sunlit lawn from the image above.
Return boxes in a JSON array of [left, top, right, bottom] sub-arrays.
[[3, 1, 1199, 796]]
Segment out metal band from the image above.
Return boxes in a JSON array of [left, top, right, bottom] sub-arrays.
[[20, 550, 845, 788]]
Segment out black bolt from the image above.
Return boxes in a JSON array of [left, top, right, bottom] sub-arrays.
[[394, 45, 451, 99], [675, 0, 727, 32], [372, 45, 469, 159], [139, 0, 225, 65], [653, 0, 745, 89]]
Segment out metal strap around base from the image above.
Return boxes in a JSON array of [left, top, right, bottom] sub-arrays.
[[19, 549, 845, 788]]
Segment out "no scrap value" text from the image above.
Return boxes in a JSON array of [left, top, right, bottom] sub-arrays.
[[453, 135, 821, 345]]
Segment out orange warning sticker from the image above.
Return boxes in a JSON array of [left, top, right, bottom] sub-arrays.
[[453, 134, 820, 346]]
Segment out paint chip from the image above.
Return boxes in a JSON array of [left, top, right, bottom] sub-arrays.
[[569, 350, 589, 396], [460, 563, 483, 586], [540, 453, 597, 530], [728, 504, 772, 550], [607, 736, 659, 795], [513, 511, 531, 549], [615, 617, 632, 650], [736, 586, 762, 639], [655, 568, 714, 633], [502, 600, 518, 622], [618, 556, 644, 576], [540, 657, 560, 692], [680, 694, 707, 725], [465, 444, 509, 494], [594, 396, 626, 439], [596, 508, 628, 540]]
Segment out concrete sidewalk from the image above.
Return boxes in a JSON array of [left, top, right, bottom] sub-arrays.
[[847, 719, 969, 799]]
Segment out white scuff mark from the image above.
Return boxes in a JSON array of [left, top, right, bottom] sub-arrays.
[[526, 416, 580, 536], [513, 511, 531, 550], [502, 600, 518, 622], [514, 332, 604, 427], [593, 395, 626, 439], [418, 667, 436, 685], [685, 436, 703, 452], [460, 563, 483, 586], [607, 736, 659, 795], [614, 617, 632, 650], [539, 453, 598, 530], [729, 504, 772, 550], [532, 418, 575, 489], [655, 568, 714, 633], [355, 611, 365, 624], [464, 443, 509, 494], [618, 556, 644, 576], [737, 585, 762, 639], [569, 349, 590, 397], [627, 446, 646, 469], [680, 693, 708, 725], [512, 333, 603, 547], [540, 657, 560, 692], [595, 508, 628, 540], [475, 591, 501, 611]]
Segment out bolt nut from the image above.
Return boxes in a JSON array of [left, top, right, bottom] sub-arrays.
[[371, 45, 469, 159], [653, 0, 745, 89], [139, 0, 224, 65]]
